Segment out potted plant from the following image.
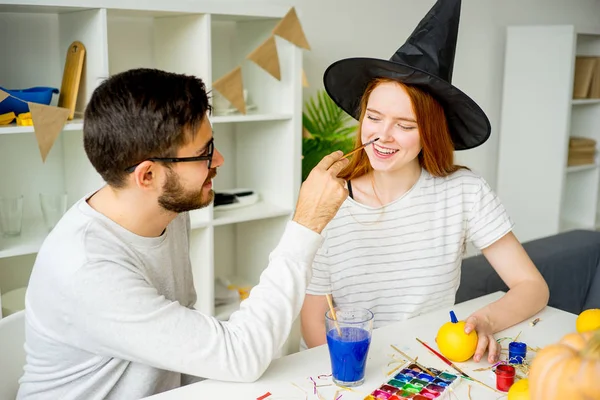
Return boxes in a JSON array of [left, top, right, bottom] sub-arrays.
[[301, 89, 357, 181]]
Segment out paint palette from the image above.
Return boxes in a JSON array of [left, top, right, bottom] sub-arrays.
[[363, 363, 460, 400]]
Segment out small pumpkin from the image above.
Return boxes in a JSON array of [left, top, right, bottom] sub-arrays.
[[528, 330, 600, 400], [435, 311, 478, 362]]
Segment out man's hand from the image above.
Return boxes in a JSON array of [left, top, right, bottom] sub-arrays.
[[293, 151, 349, 234]]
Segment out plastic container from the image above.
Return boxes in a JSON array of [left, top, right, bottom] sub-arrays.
[[495, 364, 516, 392], [0, 87, 59, 115], [508, 341, 527, 364]]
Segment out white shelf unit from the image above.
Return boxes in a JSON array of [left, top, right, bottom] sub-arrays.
[[497, 25, 600, 243], [0, 1, 302, 323]]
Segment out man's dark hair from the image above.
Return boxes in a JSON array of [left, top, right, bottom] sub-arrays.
[[83, 68, 211, 188]]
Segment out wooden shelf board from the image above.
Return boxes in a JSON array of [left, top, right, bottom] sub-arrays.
[[213, 201, 291, 226], [0, 119, 83, 135], [211, 113, 292, 124]]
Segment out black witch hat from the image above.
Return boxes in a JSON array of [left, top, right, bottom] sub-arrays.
[[323, 0, 490, 150]]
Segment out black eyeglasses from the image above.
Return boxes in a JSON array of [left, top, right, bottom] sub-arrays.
[[125, 138, 215, 173]]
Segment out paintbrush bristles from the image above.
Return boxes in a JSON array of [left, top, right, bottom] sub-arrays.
[[341, 138, 380, 159]]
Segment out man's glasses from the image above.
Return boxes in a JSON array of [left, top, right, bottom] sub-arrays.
[[124, 138, 215, 173]]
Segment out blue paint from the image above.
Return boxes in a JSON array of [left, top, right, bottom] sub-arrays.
[[417, 373, 435, 382], [393, 373, 411, 383], [326, 327, 371, 383], [508, 342, 527, 364], [432, 378, 449, 387]]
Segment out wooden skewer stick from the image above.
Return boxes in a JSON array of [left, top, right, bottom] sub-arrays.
[[390, 344, 436, 377], [325, 294, 342, 336], [415, 338, 500, 393]]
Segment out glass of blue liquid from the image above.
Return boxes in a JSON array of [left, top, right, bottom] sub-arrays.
[[326, 307, 374, 387]]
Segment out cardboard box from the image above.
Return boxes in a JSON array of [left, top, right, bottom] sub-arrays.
[[573, 57, 597, 99], [591, 58, 600, 99]]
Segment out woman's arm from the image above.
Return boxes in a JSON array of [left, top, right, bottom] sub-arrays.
[[465, 231, 549, 362], [300, 294, 330, 348]]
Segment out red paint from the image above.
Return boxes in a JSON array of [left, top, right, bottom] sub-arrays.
[[495, 364, 516, 392], [256, 392, 272, 400]]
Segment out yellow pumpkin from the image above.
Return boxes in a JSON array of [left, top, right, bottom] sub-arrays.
[[528, 330, 600, 400], [507, 378, 530, 400], [576, 308, 600, 333], [435, 311, 478, 362]]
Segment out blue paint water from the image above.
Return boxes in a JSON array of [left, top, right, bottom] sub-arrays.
[[326, 327, 371, 383]]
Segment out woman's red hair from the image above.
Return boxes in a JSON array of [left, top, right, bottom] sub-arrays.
[[338, 77, 467, 181]]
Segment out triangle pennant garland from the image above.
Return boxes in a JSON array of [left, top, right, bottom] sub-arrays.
[[28, 102, 70, 162], [0, 89, 9, 103], [272, 7, 311, 50], [212, 66, 246, 115], [247, 35, 281, 80]]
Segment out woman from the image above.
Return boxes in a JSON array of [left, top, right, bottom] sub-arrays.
[[300, 0, 549, 364]]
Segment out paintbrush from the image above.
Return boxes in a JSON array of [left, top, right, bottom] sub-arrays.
[[341, 138, 380, 159], [325, 294, 342, 336], [415, 338, 500, 393]]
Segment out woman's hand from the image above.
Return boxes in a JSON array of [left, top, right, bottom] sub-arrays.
[[464, 314, 500, 363]]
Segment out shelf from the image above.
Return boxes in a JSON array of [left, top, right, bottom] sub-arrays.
[[566, 163, 599, 173], [0, 0, 289, 19], [213, 201, 292, 226], [211, 113, 293, 124], [0, 219, 48, 259], [572, 99, 600, 105], [0, 119, 84, 135]]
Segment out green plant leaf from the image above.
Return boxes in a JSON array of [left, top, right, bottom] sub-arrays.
[[301, 89, 359, 181]]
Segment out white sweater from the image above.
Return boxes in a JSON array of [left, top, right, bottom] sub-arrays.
[[18, 196, 323, 399]]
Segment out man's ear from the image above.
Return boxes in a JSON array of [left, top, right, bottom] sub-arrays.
[[132, 161, 159, 190]]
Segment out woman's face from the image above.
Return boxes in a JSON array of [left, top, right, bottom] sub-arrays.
[[361, 81, 422, 173]]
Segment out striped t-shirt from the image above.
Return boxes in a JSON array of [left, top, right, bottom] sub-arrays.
[[305, 167, 514, 330]]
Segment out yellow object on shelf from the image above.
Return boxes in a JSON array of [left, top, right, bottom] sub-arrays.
[[16, 112, 33, 126], [0, 111, 16, 125], [16, 117, 33, 126]]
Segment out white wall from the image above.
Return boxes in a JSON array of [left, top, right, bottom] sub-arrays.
[[235, 0, 600, 188]]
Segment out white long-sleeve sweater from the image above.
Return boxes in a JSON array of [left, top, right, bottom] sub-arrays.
[[17, 195, 323, 399]]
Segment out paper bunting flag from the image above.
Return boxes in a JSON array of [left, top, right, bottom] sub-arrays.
[[0, 89, 9, 103], [302, 69, 309, 88], [272, 7, 311, 50], [247, 35, 281, 80], [28, 102, 70, 162], [212, 67, 246, 114]]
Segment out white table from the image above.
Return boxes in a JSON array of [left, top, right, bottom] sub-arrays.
[[146, 292, 577, 399]]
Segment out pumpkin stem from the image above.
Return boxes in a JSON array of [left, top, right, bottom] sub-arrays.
[[450, 311, 458, 323], [581, 330, 600, 359]]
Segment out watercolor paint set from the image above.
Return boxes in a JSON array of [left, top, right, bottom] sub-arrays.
[[364, 363, 460, 400]]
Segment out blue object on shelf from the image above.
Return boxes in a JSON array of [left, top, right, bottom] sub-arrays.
[[0, 87, 59, 115]]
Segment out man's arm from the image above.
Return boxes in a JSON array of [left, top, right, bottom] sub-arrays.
[[68, 221, 321, 382], [68, 151, 350, 382]]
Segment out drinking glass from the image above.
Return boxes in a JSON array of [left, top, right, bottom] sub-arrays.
[[39, 193, 67, 232], [326, 306, 374, 387], [0, 195, 24, 237]]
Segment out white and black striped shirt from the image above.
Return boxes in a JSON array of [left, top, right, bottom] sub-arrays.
[[305, 168, 514, 329]]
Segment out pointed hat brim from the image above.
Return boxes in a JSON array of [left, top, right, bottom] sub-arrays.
[[323, 57, 491, 151]]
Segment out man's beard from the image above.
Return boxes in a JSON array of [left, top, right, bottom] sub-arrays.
[[158, 168, 217, 213]]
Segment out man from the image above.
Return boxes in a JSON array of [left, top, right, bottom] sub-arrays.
[[17, 68, 349, 399]]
